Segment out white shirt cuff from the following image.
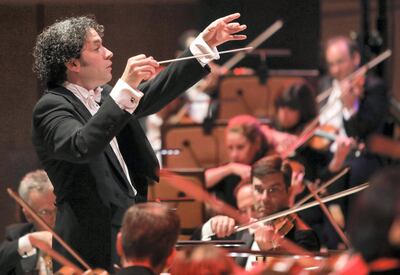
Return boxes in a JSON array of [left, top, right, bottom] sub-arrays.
[[343, 99, 359, 120], [18, 234, 37, 257], [110, 79, 144, 114], [189, 34, 220, 67], [201, 219, 214, 240]]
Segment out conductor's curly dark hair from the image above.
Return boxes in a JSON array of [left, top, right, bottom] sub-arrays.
[[33, 16, 104, 88]]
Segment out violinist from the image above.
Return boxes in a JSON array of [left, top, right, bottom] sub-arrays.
[[261, 83, 343, 250], [319, 36, 388, 187], [0, 170, 56, 275], [266, 82, 324, 178], [205, 115, 271, 208], [274, 82, 317, 135], [200, 155, 320, 269], [318, 36, 388, 234]]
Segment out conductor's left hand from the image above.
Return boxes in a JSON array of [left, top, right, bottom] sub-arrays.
[[202, 13, 247, 48]]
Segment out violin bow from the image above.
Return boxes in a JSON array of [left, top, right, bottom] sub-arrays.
[[235, 182, 369, 233], [222, 20, 283, 70], [317, 49, 392, 105], [28, 235, 84, 275], [161, 169, 319, 259], [305, 183, 352, 248], [291, 168, 352, 247], [280, 102, 343, 159], [293, 167, 349, 208], [7, 188, 92, 271], [281, 49, 393, 159]]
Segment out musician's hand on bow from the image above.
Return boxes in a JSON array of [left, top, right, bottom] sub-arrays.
[[329, 136, 353, 173], [340, 76, 364, 111], [121, 54, 159, 89], [210, 215, 236, 238], [201, 13, 247, 48]]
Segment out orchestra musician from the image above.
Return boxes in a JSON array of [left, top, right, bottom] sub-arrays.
[[261, 82, 352, 250], [205, 115, 271, 208], [31, 13, 247, 271], [319, 36, 388, 184], [200, 155, 320, 269], [0, 170, 56, 275], [115, 203, 181, 275], [317, 35, 389, 242]]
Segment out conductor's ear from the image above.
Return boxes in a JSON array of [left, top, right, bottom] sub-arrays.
[[65, 58, 80, 72]]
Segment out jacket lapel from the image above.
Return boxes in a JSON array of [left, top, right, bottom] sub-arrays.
[[46, 86, 92, 122], [103, 144, 135, 195], [46, 86, 134, 193]]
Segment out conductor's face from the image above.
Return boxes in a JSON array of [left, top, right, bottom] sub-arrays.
[[75, 28, 114, 90]]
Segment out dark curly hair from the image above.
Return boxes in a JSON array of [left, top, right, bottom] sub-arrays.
[[33, 16, 104, 88]]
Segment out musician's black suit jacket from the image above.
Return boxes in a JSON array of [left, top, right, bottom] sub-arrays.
[[0, 223, 37, 275], [32, 49, 209, 271], [115, 266, 155, 275], [318, 74, 388, 140]]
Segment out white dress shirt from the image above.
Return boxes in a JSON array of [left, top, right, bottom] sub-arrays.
[[64, 35, 219, 194], [64, 80, 139, 195], [319, 79, 359, 152]]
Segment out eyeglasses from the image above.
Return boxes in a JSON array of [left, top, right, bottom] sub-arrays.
[[37, 208, 57, 217]]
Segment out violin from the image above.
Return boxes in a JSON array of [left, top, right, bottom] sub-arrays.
[[55, 267, 109, 275], [7, 189, 110, 275], [54, 266, 80, 275], [273, 216, 295, 237], [308, 124, 338, 151]]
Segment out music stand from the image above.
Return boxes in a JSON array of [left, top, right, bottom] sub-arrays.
[[149, 168, 208, 238], [217, 73, 318, 120], [162, 122, 229, 168]]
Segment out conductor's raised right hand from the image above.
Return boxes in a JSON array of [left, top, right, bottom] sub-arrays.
[[121, 54, 159, 89]]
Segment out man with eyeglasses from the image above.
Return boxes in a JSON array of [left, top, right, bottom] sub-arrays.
[[0, 170, 56, 275], [317, 36, 388, 249], [200, 155, 319, 269]]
